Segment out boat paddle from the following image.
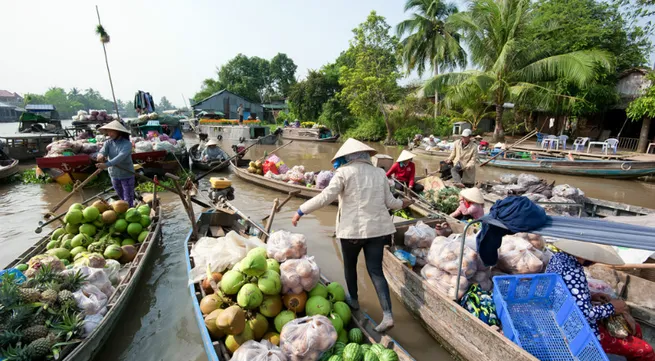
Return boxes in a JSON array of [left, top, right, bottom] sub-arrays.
[[262, 190, 301, 222], [44, 168, 105, 219], [35, 186, 114, 233], [255, 141, 294, 163]]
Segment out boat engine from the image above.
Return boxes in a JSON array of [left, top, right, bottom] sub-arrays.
[[208, 177, 235, 202]]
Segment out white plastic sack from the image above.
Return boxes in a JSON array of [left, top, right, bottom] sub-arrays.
[[73, 284, 108, 316], [267, 230, 307, 262], [404, 221, 437, 249], [232, 340, 287, 361], [280, 316, 337, 361], [104, 260, 121, 285], [500, 174, 518, 184], [82, 314, 104, 337], [517, 173, 541, 187], [552, 184, 585, 201], [135, 141, 153, 153], [189, 231, 265, 283], [153, 140, 175, 153], [280, 256, 320, 294], [67, 266, 114, 298], [315, 171, 334, 189]]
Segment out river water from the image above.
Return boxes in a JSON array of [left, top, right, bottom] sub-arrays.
[[1, 121, 654, 361]]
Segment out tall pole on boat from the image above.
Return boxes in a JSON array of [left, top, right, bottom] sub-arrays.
[[95, 5, 121, 121]]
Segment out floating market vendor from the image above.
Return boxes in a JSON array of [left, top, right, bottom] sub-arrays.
[[283, 119, 290, 127], [201, 139, 226, 162], [547, 240, 654, 361], [95, 120, 135, 207], [386, 150, 424, 193], [449, 187, 485, 220], [294, 119, 301, 128], [291, 138, 413, 332], [446, 128, 477, 187]]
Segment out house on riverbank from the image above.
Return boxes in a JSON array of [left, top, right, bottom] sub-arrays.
[[191, 90, 263, 120]]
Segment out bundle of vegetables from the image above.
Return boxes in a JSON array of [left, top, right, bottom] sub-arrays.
[[423, 187, 460, 214], [198, 233, 400, 361]]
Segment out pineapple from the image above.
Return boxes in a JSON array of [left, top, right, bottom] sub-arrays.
[[22, 325, 48, 343], [31, 311, 46, 326], [0, 344, 33, 361], [0, 329, 22, 349], [40, 289, 58, 306], [0, 274, 20, 307], [31, 265, 61, 286], [57, 290, 75, 306], [25, 334, 56, 359], [18, 288, 40, 304], [2, 307, 32, 331], [60, 271, 86, 292], [52, 310, 84, 342]]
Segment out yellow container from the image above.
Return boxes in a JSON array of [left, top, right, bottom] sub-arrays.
[[210, 177, 232, 189]]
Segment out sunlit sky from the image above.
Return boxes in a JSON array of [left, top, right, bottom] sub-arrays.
[[1, 0, 652, 108]]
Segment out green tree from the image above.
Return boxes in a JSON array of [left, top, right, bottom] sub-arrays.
[[626, 72, 655, 153], [288, 69, 341, 121], [433, 0, 612, 141], [397, 0, 467, 117], [270, 53, 298, 97], [339, 11, 401, 144], [158, 96, 175, 110], [444, 84, 495, 130]]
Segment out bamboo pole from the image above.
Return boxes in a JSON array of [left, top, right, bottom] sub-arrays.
[[95, 6, 121, 120]]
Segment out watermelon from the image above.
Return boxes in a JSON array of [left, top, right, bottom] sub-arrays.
[[348, 328, 364, 344], [328, 356, 343, 361], [318, 349, 334, 361], [364, 351, 379, 361], [370, 344, 385, 356], [343, 343, 363, 361], [337, 329, 349, 343], [333, 341, 347, 356], [378, 349, 399, 361], [360, 344, 371, 354]]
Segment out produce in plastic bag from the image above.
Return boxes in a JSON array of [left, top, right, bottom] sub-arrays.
[[153, 140, 175, 153], [104, 260, 121, 285], [523, 193, 548, 203], [303, 172, 315, 185], [404, 221, 437, 249], [232, 340, 287, 361], [552, 184, 585, 202], [267, 231, 307, 262], [587, 277, 617, 298], [73, 284, 108, 316], [135, 141, 153, 153], [280, 316, 337, 361], [500, 174, 518, 184], [81, 143, 98, 154], [190, 231, 266, 283], [514, 233, 545, 250], [288, 170, 305, 184], [280, 256, 320, 294], [315, 171, 334, 189], [427, 237, 478, 278], [497, 235, 545, 274], [421, 264, 469, 299], [517, 173, 541, 187]]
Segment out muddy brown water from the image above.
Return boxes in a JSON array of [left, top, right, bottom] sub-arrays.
[[1, 126, 654, 361]]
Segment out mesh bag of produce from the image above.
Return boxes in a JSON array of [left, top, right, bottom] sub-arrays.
[[232, 340, 287, 361], [315, 171, 334, 189], [304, 171, 315, 185], [411, 247, 430, 267], [280, 316, 337, 361], [135, 141, 153, 153], [267, 231, 308, 262], [280, 256, 320, 294], [426, 236, 478, 278], [496, 235, 545, 274], [421, 264, 469, 300], [404, 221, 436, 249]]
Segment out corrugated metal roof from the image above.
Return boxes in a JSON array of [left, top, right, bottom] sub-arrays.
[[25, 104, 55, 111]]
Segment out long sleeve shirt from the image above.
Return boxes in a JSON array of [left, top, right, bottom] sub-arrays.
[[99, 138, 134, 180], [450, 201, 484, 219], [545, 252, 615, 339], [201, 146, 226, 162], [386, 161, 416, 187]]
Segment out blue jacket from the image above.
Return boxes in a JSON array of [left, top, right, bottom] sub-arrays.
[[100, 138, 134, 179]]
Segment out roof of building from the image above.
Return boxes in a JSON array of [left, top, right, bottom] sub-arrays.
[[0, 90, 21, 98], [0, 102, 13, 108], [25, 104, 55, 111], [262, 103, 288, 110], [191, 89, 258, 107]]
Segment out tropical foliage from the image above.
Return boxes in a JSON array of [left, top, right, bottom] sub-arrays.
[[626, 72, 655, 152], [23, 88, 137, 119]]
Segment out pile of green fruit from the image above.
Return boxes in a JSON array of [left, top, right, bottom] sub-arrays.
[[0, 265, 86, 360], [198, 247, 399, 361], [321, 329, 399, 361], [34, 200, 151, 269]]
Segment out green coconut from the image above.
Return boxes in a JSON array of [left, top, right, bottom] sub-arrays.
[[46, 241, 60, 250], [221, 270, 246, 295], [248, 313, 269, 340], [71, 234, 86, 248], [65, 223, 79, 235], [114, 219, 128, 233], [66, 209, 83, 225], [70, 246, 87, 258], [69, 203, 84, 211], [82, 207, 100, 223], [103, 244, 122, 260], [266, 258, 280, 274], [247, 247, 267, 259], [225, 324, 254, 354], [237, 283, 263, 309], [137, 204, 151, 216], [217, 305, 246, 335], [139, 216, 151, 228], [121, 239, 136, 246], [138, 231, 148, 243], [309, 283, 329, 299], [259, 294, 283, 318], [306, 296, 332, 316], [240, 252, 267, 277], [257, 270, 282, 295], [328, 312, 344, 333], [332, 301, 352, 325], [127, 223, 143, 238], [51, 228, 66, 241], [46, 248, 70, 260], [79, 223, 97, 237], [125, 208, 142, 223], [327, 282, 346, 302], [274, 310, 295, 333]]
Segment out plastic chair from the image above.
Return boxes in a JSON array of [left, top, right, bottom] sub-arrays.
[[536, 133, 546, 147], [541, 135, 556, 150], [572, 137, 589, 152], [558, 135, 569, 150], [602, 138, 619, 154]]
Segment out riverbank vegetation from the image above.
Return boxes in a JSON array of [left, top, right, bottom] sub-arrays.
[[194, 0, 653, 145]]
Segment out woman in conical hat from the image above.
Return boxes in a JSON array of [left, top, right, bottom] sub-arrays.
[[449, 187, 485, 220], [96, 120, 136, 207], [292, 138, 413, 332], [546, 240, 654, 360], [386, 150, 423, 193]]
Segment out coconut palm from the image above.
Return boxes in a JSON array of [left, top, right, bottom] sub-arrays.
[[444, 85, 496, 130], [430, 0, 613, 141], [397, 0, 467, 117]]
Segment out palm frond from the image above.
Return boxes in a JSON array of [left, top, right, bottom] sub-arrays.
[[515, 50, 613, 88]]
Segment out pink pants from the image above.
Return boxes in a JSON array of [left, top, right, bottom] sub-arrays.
[[599, 323, 655, 361]]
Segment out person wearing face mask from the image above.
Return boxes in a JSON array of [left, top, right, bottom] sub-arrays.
[[291, 138, 413, 332], [386, 150, 424, 193]]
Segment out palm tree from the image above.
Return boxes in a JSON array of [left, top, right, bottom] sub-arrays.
[[397, 0, 467, 117], [430, 0, 612, 141], [444, 84, 496, 130]]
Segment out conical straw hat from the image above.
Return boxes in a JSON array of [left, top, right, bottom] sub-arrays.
[[553, 240, 624, 265], [460, 187, 484, 204], [99, 120, 130, 134], [206, 139, 220, 147], [332, 138, 377, 162], [396, 150, 416, 163]]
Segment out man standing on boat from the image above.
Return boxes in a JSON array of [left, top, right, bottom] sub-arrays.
[[446, 129, 477, 187], [237, 104, 244, 125]]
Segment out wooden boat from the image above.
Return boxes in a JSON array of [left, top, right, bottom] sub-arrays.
[[478, 155, 655, 179], [0, 133, 64, 161], [0, 158, 19, 180], [230, 159, 337, 204], [2, 193, 163, 361], [185, 209, 415, 361], [409, 147, 452, 158], [190, 144, 230, 172], [281, 127, 340, 142], [197, 120, 279, 145]]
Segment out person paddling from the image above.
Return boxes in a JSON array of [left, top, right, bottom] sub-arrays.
[[291, 138, 412, 332], [387, 150, 424, 193], [95, 120, 135, 207]]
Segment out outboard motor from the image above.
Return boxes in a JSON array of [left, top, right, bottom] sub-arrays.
[[208, 177, 235, 202]]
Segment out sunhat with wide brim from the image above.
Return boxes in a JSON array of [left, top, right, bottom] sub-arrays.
[[98, 120, 130, 135], [460, 187, 484, 204], [206, 139, 220, 147], [332, 138, 377, 162], [553, 239, 624, 265], [396, 150, 416, 163]]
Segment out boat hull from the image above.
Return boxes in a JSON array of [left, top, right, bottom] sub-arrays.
[[480, 157, 655, 179], [189, 144, 230, 172], [410, 147, 452, 158], [197, 124, 278, 145], [281, 128, 340, 142], [0, 159, 20, 180]]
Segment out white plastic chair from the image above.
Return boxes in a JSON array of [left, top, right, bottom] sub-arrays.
[[572, 137, 589, 152], [541, 135, 557, 150], [558, 135, 569, 150], [602, 138, 619, 154]]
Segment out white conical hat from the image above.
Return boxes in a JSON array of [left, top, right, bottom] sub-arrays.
[[396, 150, 416, 163], [332, 138, 377, 161], [553, 240, 624, 265], [99, 120, 130, 134], [460, 187, 484, 204], [206, 139, 220, 147]]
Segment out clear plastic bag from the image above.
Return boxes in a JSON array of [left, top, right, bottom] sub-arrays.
[[411, 247, 430, 267], [104, 260, 121, 285], [304, 172, 315, 185], [552, 184, 584, 199], [135, 141, 153, 153], [588, 277, 617, 298], [421, 264, 469, 300], [280, 256, 320, 294], [267, 231, 307, 262], [189, 231, 266, 283], [67, 266, 114, 297], [82, 314, 104, 337], [73, 284, 108, 316], [315, 171, 334, 189], [427, 236, 478, 278], [232, 340, 287, 361], [497, 235, 545, 274], [404, 221, 437, 249], [280, 316, 337, 361], [500, 174, 518, 184]]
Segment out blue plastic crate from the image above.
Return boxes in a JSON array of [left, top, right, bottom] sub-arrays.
[[492, 273, 608, 361]]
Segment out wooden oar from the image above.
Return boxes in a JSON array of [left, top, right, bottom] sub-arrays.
[[44, 168, 104, 219], [195, 141, 260, 182], [262, 190, 301, 222], [255, 141, 293, 162], [479, 129, 538, 167], [35, 186, 113, 233], [166, 173, 199, 240], [263, 198, 280, 241]]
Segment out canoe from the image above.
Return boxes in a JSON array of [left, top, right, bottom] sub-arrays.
[[230, 159, 337, 204], [478, 156, 655, 179], [409, 147, 452, 158], [2, 193, 163, 361], [185, 209, 415, 361], [0, 158, 19, 180], [190, 144, 230, 172], [281, 127, 340, 143]]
